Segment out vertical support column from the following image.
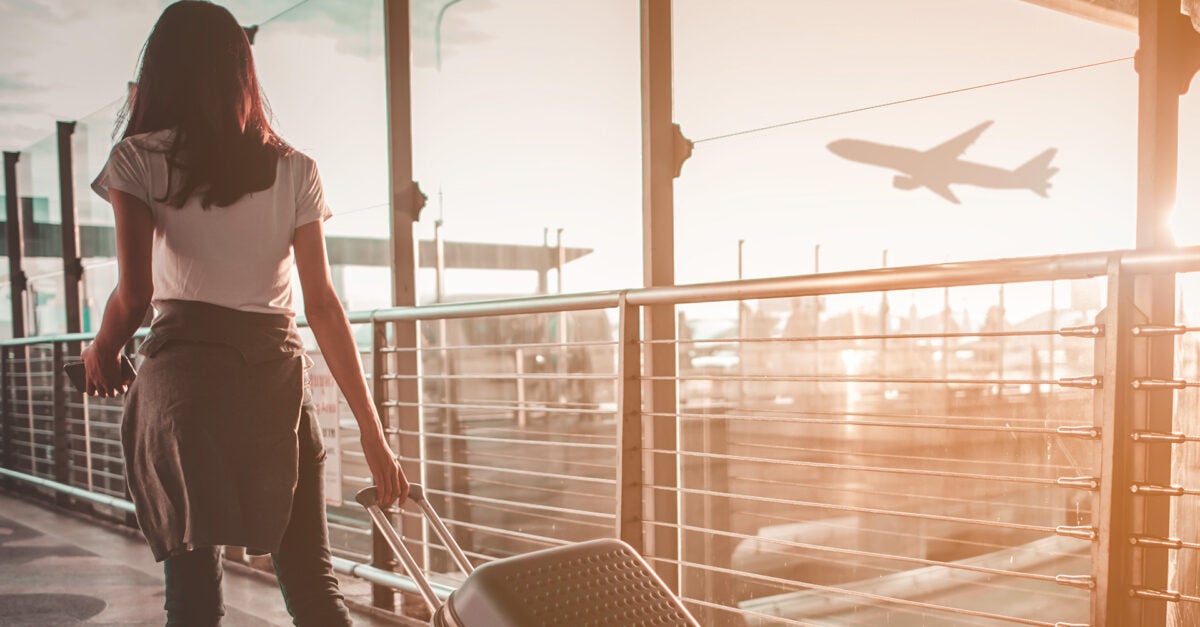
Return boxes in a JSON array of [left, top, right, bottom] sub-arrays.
[[1133, 2, 1200, 624], [385, 0, 424, 311], [57, 121, 83, 334], [5, 151, 27, 339], [55, 123, 85, 491], [384, 0, 426, 616], [2, 153, 29, 484], [616, 294, 644, 552], [641, 0, 680, 592], [1094, 258, 1143, 626]]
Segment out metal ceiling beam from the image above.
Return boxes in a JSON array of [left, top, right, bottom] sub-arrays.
[[1019, 0, 1136, 31]]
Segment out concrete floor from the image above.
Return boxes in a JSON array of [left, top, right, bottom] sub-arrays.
[[0, 489, 410, 626]]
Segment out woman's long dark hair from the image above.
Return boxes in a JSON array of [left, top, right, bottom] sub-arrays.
[[116, 0, 292, 209]]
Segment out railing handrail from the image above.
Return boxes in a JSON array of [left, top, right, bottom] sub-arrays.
[[9, 244, 1200, 625], [7, 244, 1200, 348], [0, 327, 150, 348]]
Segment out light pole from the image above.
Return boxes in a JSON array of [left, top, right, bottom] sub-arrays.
[[435, 0, 465, 71]]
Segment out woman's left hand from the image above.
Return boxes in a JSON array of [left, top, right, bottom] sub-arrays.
[[81, 344, 130, 397]]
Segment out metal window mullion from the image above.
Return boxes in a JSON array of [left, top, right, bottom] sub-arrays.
[[4, 151, 26, 339], [641, 0, 682, 594], [57, 121, 83, 334], [1133, 2, 1197, 622], [383, 0, 425, 615]]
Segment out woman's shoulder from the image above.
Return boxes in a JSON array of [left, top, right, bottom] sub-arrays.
[[280, 147, 317, 170], [278, 149, 323, 187], [115, 129, 176, 155]]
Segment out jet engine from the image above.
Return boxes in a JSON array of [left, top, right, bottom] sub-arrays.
[[893, 175, 919, 190]]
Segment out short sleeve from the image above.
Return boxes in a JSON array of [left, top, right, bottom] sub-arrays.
[[295, 155, 333, 227], [91, 140, 151, 205]]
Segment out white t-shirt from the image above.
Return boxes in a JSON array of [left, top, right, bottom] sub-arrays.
[[91, 129, 332, 316]]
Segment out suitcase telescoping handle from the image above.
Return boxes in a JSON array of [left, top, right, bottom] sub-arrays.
[[355, 484, 474, 613]]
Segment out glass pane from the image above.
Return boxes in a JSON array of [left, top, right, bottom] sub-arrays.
[[17, 133, 66, 336], [1179, 44, 1200, 250], [410, 0, 641, 302], [1171, 272, 1200, 615], [75, 100, 125, 333], [254, 0, 389, 310], [674, 0, 1136, 283]]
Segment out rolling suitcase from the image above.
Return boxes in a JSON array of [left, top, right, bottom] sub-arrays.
[[356, 484, 701, 626]]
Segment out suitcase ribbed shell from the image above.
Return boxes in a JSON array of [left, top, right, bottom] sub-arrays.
[[442, 538, 696, 627]]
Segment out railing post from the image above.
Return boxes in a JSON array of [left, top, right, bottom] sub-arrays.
[[370, 319, 400, 613], [4, 151, 27, 339], [616, 294, 644, 552], [1094, 257, 1144, 626], [52, 341, 70, 506], [1, 345, 12, 488], [57, 121, 84, 334]]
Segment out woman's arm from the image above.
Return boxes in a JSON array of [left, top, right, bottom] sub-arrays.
[[82, 189, 154, 397], [293, 219, 408, 507]]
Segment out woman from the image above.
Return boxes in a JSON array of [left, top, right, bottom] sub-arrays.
[[81, 2, 408, 625]]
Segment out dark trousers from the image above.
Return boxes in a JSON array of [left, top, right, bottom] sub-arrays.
[[162, 398, 352, 626]]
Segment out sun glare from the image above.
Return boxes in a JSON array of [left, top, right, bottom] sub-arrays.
[[1171, 203, 1200, 247]]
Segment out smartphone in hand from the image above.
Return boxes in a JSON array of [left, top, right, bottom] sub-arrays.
[[64, 355, 137, 395]]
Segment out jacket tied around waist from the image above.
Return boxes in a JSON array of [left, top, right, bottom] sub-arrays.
[[122, 298, 316, 562]]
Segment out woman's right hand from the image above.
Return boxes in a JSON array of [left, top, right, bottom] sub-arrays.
[[81, 342, 130, 398], [361, 428, 408, 508]]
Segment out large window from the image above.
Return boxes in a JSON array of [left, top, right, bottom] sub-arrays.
[[410, 0, 642, 302], [673, 0, 1136, 283]]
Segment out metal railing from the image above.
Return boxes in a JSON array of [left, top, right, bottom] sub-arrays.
[[5, 246, 1200, 625]]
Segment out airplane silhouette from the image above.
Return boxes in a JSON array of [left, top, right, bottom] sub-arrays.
[[826, 121, 1058, 204]]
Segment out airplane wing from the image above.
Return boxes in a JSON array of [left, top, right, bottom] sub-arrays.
[[927, 183, 961, 204], [926, 121, 994, 159]]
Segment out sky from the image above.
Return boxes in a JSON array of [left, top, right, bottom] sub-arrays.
[[3, 0, 1200, 322]]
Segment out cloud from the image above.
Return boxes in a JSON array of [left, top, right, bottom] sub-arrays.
[[0, 73, 42, 93], [0, 0, 156, 147], [0, 71, 48, 147], [411, 0, 497, 68], [0, 0, 499, 147], [253, 0, 495, 66]]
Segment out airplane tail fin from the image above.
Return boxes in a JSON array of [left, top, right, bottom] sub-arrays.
[[1016, 148, 1058, 198]]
